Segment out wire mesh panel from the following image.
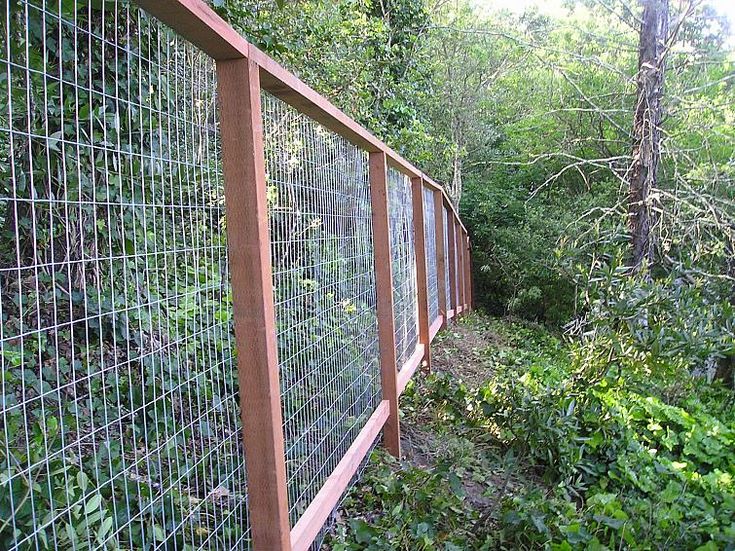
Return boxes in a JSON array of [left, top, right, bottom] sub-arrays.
[[0, 2, 251, 549], [387, 168, 418, 369], [454, 222, 461, 307], [423, 187, 439, 323], [262, 93, 382, 525], [458, 231, 466, 306], [443, 206, 451, 312]]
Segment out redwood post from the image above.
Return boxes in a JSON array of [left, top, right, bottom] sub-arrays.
[[216, 58, 292, 551], [411, 177, 431, 372], [433, 190, 447, 328], [452, 216, 461, 313], [369, 151, 401, 457]]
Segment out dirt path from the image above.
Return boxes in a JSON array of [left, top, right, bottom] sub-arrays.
[[430, 316, 507, 387], [398, 315, 544, 525], [400, 316, 504, 469], [325, 314, 545, 549]]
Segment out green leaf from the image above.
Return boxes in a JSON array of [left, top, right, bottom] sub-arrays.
[[660, 480, 683, 503], [97, 516, 114, 542], [84, 493, 102, 515], [77, 471, 89, 493], [348, 519, 374, 544]]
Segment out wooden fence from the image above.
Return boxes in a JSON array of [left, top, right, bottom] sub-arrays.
[[0, 1, 472, 550], [137, 4, 474, 544]]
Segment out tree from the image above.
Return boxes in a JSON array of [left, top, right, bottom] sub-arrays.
[[628, 0, 669, 272], [422, 5, 527, 202]]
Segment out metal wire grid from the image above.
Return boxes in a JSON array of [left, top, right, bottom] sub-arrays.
[[307, 438, 379, 551], [457, 230, 464, 306], [0, 2, 251, 549], [387, 168, 418, 370], [262, 92, 382, 525], [443, 206, 452, 312], [453, 223, 460, 309], [422, 187, 439, 323]]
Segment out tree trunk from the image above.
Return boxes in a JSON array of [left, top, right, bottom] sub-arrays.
[[715, 226, 735, 388], [451, 149, 463, 203], [628, 0, 669, 272]]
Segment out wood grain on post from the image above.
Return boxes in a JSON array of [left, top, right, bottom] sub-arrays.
[[451, 216, 460, 314], [465, 233, 470, 311], [453, 217, 460, 314], [433, 189, 447, 328], [462, 231, 467, 311], [216, 58, 292, 551], [369, 151, 401, 457], [411, 177, 431, 372]]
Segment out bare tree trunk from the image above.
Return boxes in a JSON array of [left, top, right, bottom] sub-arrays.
[[451, 149, 462, 203], [715, 227, 735, 388], [628, 0, 669, 272], [449, 114, 464, 203]]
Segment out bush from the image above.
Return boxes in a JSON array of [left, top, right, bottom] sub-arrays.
[[482, 323, 735, 549]]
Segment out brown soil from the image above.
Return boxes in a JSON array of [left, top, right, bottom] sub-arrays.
[[399, 315, 542, 523], [430, 317, 507, 388]]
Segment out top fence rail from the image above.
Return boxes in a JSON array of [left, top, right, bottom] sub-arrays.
[[0, 1, 473, 551], [134, 0, 468, 230]]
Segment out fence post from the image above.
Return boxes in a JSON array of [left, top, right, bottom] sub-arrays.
[[453, 218, 460, 313], [369, 151, 401, 457], [217, 58, 292, 551], [433, 189, 447, 328], [411, 177, 431, 372], [447, 208, 457, 321], [462, 231, 470, 311]]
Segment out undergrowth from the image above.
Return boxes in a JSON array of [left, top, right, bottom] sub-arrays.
[[326, 313, 735, 550]]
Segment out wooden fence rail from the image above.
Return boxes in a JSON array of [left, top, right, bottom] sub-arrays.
[[137, 3, 473, 549]]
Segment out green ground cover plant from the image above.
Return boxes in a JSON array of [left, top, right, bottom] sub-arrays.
[[328, 314, 735, 550]]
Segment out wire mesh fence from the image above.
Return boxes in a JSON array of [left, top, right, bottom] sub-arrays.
[[387, 168, 419, 370], [1, 1, 472, 549], [456, 227, 463, 307], [422, 187, 439, 323], [262, 92, 382, 525], [458, 231, 466, 306], [443, 205, 451, 312], [0, 1, 252, 549]]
